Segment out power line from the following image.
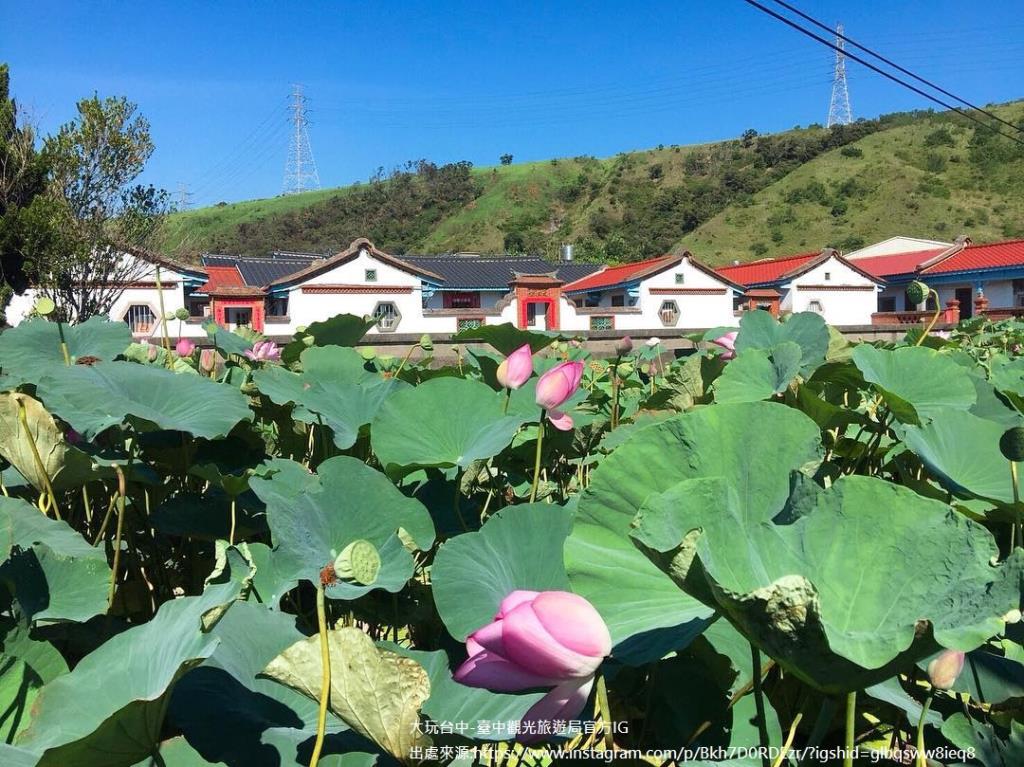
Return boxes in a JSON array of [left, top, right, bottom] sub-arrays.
[[741, 0, 1024, 147], [827, 23, 853, 127], [768, 0, 1024, 135]]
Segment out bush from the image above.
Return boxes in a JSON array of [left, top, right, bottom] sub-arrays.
[[840, 145, 864, 158]]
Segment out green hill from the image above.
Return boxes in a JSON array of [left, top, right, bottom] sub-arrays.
[[158, 101, 1024, 266]]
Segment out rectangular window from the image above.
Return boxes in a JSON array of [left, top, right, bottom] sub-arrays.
[[611, 294, 625, 307], [590, 316, 614, 331], [365, 269, 377, 283], [443, 291, 481, 309], [266, 296, 289, 317], [878, 297, 896, 312], [824, 272, 831, 281], [456, 317, 484, 332], [675, 272, 685, 285], [584, 293, 601, 308]]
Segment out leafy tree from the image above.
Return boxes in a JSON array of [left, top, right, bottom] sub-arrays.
[[0, 63, 47, 294], [499, 153, 513, 166], [21, 94, 170, 321]]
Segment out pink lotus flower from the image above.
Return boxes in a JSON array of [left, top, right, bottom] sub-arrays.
[[455, 590, 611, 744], [535, 361, 584, 431], [245, 340, 281, 362], [175, 338, 196, 357], [497, 344, 533, 389], [927, 649, 965, 690], [711, 331, 738, 360], [615, 336, 633, 356]]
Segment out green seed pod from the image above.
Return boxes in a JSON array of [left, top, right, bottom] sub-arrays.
[[1000, 426, 1024, 462], [333, 539, 381, 585], [34, 297, 56, 316], [174, 307, 190, 321], [419, 334, 434, 352], [906, 280, 929, 306]]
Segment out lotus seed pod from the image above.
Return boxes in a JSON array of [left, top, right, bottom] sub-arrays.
[[906, 280, 929, 306], [174, 307, 190, 321], [1000, 426, 1024, 462], [34, 297, 56, 316], [333, 539, 381, 585], [617, 362, 634, 378], [419, 334, 434, 351], [927, 649, 965, 690]]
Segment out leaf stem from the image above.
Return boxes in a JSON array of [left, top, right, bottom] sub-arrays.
[[844, 691, 857, 767], [914, 289, 942, 347], [594, 672, 614, 750], [108, 465, 127, 611], [310, 582, 331, 767], [751, 645, 770, 767], [529, 415, 545, 503], [229, 496, 237, 546], [772, 711, 803, 767], [915, 691, 933, 767]]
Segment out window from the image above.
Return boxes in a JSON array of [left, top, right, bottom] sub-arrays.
[[364, 269, 377, 283], [878, 297, 896, 312], [675, 272, 685, 285], [590, 316, 613, 331], [1014, 279, 1024, 307], [824, 272, 831, 281], [443, 291, 480, 309], [372, 301, 401, 332], [659, 300, 680, 327], [123, 304, 156, 334], [611, 294, 625, 307], [457, 317, 484, 332], [266, 296, 289, 317], [584, 293, 601, 308], [807, 300, 824, 314]]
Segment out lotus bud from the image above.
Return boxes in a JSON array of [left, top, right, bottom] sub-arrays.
[[175, 338, 196, 357], [536, 360, 584, 431], [174, 307, 190, 321], [146, 343, 159, 362], [615, 336, 633, 356], [711, 331, 738, 360], [646, 337, 661, 347], [1000, 426, 1024, 462], [34, 297, 56, 316], [497, 344, 534, 390], [927, 649, 965, 690], [906, 280, 929, 306], [333, 539, 381, 585], [199, 348, 216, 373], [419, 334, 433, 352]]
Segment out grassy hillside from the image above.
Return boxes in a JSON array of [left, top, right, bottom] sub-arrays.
[[158, 101, 1024, 265]]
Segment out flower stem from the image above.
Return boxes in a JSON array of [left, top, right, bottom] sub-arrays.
[[502, 388, 511, 414], [751, 645, 770, 767], [914, 289, 942, 347], [595, 673, 614, 750], [1011, 461, 1022, 551], [915, 691, 933, 767], [610, 358, 621, 430], [309, 583, 331, 767], [229, 496, 237, 546], [771, 711, 803, 767], [844, 691, 857, 767], [108, 465, 127, 612], [56, 321, 71, 365], [529, 415, 545, 503]]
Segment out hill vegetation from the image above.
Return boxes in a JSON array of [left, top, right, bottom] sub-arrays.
[[159, 101, 1024, 266]]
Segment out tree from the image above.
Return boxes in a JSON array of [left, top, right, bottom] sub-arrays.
[[499, 153, 513, 166], [21, 94, 169, 321], [0, 63, 47, 294]]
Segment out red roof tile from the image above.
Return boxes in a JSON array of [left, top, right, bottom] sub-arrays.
[[563, 255, 679, 292], [852, 248, 948, 278], [198, 265, 245, 293], [922, 239, 1024, 275], [715, 252, 819, 286]]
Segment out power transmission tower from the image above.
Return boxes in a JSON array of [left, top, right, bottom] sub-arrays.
[[827, 23, 853, 127], [176, 182, 193, 210], [282, 84, 321, 195]]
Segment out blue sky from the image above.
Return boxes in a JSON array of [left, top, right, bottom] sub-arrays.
[[3, 1, 1022, 207]]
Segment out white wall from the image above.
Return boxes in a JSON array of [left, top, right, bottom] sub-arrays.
[[845, 236, 951, 260], [785, 256, 880, 326]]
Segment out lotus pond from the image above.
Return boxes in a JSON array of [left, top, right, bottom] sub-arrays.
[[1, 309, 1023, 767]]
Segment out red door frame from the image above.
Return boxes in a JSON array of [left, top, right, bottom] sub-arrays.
[[518, 297, 553, 329]]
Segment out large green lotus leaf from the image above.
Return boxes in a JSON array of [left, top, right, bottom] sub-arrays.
[[432, 503, 572, 641], [566, 402, 822, 664], [0, 392, 95, 492], [282, 314, 378, 365], [0, 621, 68, 743], [390, 646, 544, 741], [0, 316, 131, 380], [15, 580, 241, 766], [371, 378, 527, 476], [170, 601, 364, 766], [733, 310, 829, 374], [989, 354, 1024, 398], [712, 342, 802, 403], [249, 457, 434, 599], [202, 319, 254, 357], [969, 372, 1024, 429], [0, 496, 111, 624], [901, 410, 1013, 503], [34, 362, 252, 440], [631, 474, 1024, 693], [941, 714, 1024, 767], [450, 322, 560, 354], [254, 364, 407, 450], [851, 345, 976, 425], [262, 626, 431, 764]]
